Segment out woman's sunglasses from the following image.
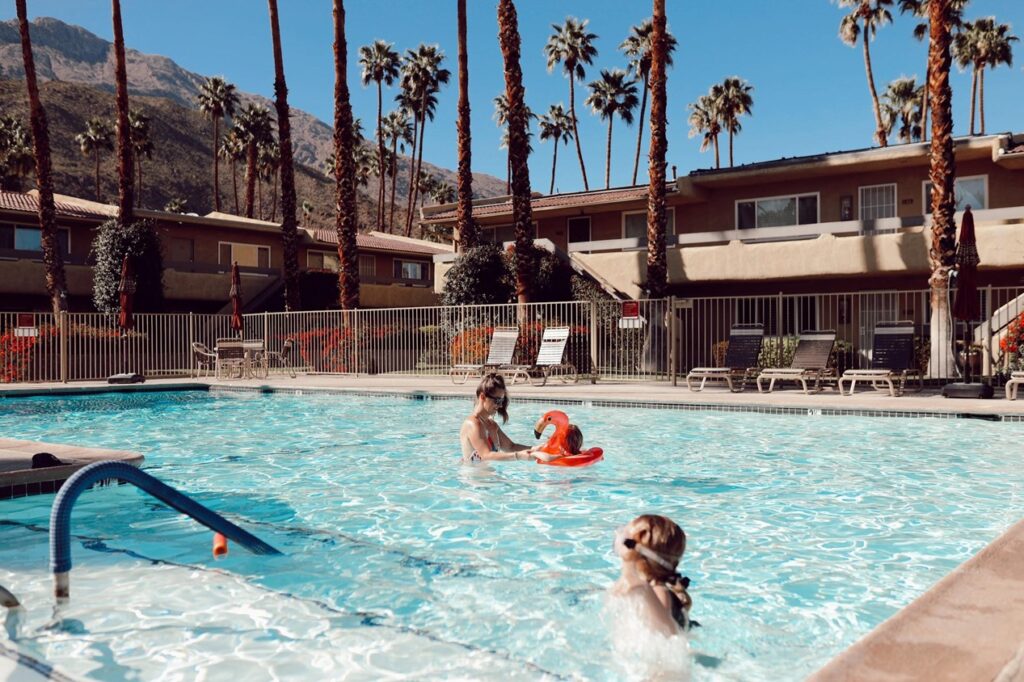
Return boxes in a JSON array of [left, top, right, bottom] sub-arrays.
[[485, 392, 508, 407]]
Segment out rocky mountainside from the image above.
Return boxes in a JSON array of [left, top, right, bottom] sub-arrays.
[[0, 17, 506, 222]]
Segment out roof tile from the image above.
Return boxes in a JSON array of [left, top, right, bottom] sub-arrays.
[[309, 228, 449, 255]]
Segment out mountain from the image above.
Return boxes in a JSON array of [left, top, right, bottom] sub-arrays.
[[0, 17, 506, 223]]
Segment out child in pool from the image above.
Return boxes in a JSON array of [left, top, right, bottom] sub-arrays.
[[610, 514, 695, 637]]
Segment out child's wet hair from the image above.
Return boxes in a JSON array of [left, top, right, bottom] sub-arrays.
[[629, 514, 691, 610], [566, 425, 583, 454]]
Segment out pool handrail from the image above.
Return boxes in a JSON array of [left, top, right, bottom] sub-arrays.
[[50, 460, 281, 601]]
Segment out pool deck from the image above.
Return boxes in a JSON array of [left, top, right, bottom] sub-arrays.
[[0, 438, 143, 500], [1, 374, 1023, 680]]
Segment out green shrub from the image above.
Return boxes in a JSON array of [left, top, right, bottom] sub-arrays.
[[441, 242, 513, 305], [91, 218, 164, 313]]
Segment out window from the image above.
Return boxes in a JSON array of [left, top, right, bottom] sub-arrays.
[[168, 237, 194, 263], [859, 183, 896, 220], [359, 254, 376, 278], [622, 208, 676, 244], [307, 250, 340, 272], [736, 193, 819, 229], [394, 259, 428, 281], [2, 224, 70, 256], [567, 216, 591, 243], [481, 224, 516, 244], [219, 242, 270, 268], [923, 175, 987, 213]]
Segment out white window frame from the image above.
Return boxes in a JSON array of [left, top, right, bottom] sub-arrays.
[[393, 258, 429, 281], [857, 183, 897, 220], [621, 207, 676, 239], [218, 241, 271, 268], [567, 216, 592, 243], [734, 192, 820, 229], [921, 174, 988, 214]]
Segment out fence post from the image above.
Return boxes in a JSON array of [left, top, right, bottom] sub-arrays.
[[983, 285, 993, 379], [263, 311, 269, 347], [589, 300, 598, 381], [59, 311, 68, 383], [776, 291, 784, 366], [667, 296, 677, 386], [188, 312, 195, 377]]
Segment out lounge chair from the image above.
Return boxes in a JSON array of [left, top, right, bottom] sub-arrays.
[[191, 342, 216, 378], [756, 330, 837, 394], [449, 326, 519, 384], [685, 323, 764, 392], [517, 327, 578, 386], [838, 321, 923, 397], [215, 338, 246, 379], [265, 338, 297, 378], [1006, 371, 1024, 400]]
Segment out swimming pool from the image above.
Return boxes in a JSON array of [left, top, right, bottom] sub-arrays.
[[0, 390, 1021, 680]]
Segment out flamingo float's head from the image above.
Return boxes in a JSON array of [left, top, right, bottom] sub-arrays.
[[534, 410, 570, 439]]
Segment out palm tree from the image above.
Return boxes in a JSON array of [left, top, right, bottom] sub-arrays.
[[538, 104, 573, 194], [75, 117, 113, 201], [257, 140, 280, 220], [128, 109, 153, 207], [400, 45, 450, 236], [431, 180, 456, 205], [896, 0, 968, 143], [838, 0, 894, 147], [111, 0, 134, 222], [233, 104, 273, 219], [927, 0, 957, 377], [218, 127, 246, 214], [267, 0, 301, 311], [354, 143, 375, 189], [545, 17, 598, 191], [0, 116, 34, 191], [455, 0, 476, 250], [498, 0, 536, 307], [687, 93, 722, 169], [955, 18, 1017, 135], [197, 76, 239, 212], [382, 109, 412, 232], [494, 94, 536, 193], [715, 77, 753, 167], [15, 0, 67, 314], [416, 169, 437, 211], [620, 18, 677, 185], [333, 0, 360, 309], [358, 40, 401, 231], [585, 69, 639, 189], [881, 77, 923, 142], [646, 0, 669, 300]]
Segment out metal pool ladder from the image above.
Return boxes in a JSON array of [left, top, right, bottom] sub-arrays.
[[50, 461, 281, 601]]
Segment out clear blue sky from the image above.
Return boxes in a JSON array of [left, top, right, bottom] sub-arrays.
[[7, 0, 1023, 193]]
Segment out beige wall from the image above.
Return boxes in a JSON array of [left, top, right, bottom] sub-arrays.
[[361, 282, 438, 307]]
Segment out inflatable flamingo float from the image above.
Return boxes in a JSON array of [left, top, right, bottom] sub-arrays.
[[533, 410, 603, 467]]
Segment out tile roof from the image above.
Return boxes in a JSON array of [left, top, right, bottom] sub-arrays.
[[1007, 144, 1024, 155], [0, 190, 112, 220], [424, 183, 674, 222], [308, 228, 450, 255]]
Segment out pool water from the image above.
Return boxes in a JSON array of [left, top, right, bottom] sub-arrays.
[[0, 391, 1021, 681]]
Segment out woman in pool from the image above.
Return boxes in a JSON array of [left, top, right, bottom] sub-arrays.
[[610, 514, 695, 637], [460, 373, 557, 463]]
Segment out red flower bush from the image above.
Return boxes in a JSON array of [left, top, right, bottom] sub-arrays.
[[999, 312, 1024, 361]]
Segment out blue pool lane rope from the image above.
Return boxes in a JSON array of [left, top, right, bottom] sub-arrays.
[[50, 460, 281, 601]]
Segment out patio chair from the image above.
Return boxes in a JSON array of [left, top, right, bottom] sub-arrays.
[[215, 338, 246, 379], [838, 321, 923, 397], [449, 326, 520, 384], [685, 323, 764, 392], [191, 342, 216, 378], [264, 338, 297, 379], [516, 327, 578, 386], [1006, 371, 1024, 400], [756, 330, 837, 394]]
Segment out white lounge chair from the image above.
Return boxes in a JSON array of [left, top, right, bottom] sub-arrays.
[[449, 326, 519, 384], [519, 327, 578, 386], [1006, 371, 1024, 400], [838, 321, 923, 397], [757, 330, 837, 394], [686, 323, 763, 392]]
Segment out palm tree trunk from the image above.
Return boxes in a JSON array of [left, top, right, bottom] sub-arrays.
[[111, 0, 134, 223], [455, 0, 475, 250], [406, 104, 427, 237], [375, 82, 384, 231], [94, 151, 101, 200], [403, 112, 420, 235], [631, 74, 648, 185], [927, 0, 957, 378], [569, 78, 589, 191], [645, 0, 669, 300], [257, 177, 263, 219], [979, 68, 985, 135], [212, 117, 221, 211], [244, 143, 257, 218], [861, 33, 888, 147], [712, 134, 720, 169], [389, 137, 398, 231], [549, 138, 558, 194], [16, 0, 68, 315], [506, 155, 510, 194], [968, 66, 977, 135], [729, 128, 734, 167], [605, 118, 613, 189], [497, 0, 535, 308], [268, 0, 301, 310], [271, 167, 279, 221], [231, 158, 239, 214], [333, 0, 360, 309], [922, 62, 930, 143]]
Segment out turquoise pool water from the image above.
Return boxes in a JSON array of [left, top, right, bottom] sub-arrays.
[[0, 390, 1021, 681]]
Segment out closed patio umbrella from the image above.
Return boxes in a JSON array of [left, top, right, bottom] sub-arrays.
[[952, 207, 982, 386], [230, 261, 244, 334], [117, 254, 135, 333]]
